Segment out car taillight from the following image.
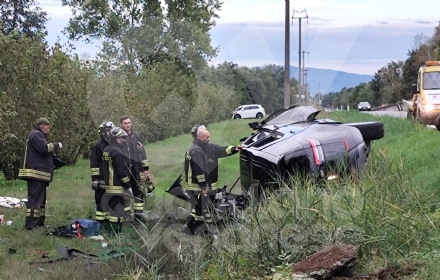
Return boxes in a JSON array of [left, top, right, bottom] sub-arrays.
[[307, 138, 324, 165]]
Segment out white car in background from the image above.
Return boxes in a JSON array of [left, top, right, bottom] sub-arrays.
[[232, 104, 266, 119]]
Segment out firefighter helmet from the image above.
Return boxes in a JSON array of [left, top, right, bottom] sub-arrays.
[[191, 124, 206, 138], [98, 121, 115, 133], [109, 127, 128, 141]]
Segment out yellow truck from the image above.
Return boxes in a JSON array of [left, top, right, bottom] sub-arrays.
[[408, 61, 440, 128]]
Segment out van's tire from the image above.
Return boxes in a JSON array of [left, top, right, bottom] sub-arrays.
[[256, 113, 263, 119], [234, 114, 241, 119], [344, 122, 384, 141]]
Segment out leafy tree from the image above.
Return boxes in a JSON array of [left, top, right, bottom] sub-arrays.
[[0, 0, 48, 37], [62, 0, 222, 74], [431, 22, 440, 60]]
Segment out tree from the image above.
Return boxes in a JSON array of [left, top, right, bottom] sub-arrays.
[[62, 0, 222, 74], [0, 0, 48, 37], [432, 21, 440, 60]]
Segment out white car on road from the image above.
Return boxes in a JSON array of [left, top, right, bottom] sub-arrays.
[[232, 104, 266, 119]]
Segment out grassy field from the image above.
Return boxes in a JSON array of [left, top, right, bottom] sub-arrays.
[[1, 111, 440, 279]]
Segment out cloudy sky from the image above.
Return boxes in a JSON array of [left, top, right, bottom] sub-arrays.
[[41, 0, 439, 75]]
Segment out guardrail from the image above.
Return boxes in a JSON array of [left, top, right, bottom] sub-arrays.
[[371, 102, 403, 112]]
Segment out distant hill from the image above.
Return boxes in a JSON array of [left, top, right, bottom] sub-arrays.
[[289, 65, 373, 96]]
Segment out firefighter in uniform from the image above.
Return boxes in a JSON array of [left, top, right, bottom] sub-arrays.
[[101, 127, 133, 234], [191, 124, 242, 196], [120, 115, 153, 222], [18, 117, 63, 230], [90, 121, 115, 228], [181, 128, 212, 235]]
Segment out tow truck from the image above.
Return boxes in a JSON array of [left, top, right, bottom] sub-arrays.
[[407, 61, 440, 129]]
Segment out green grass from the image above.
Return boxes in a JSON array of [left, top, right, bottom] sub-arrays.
[[2, 112, 440, 279]]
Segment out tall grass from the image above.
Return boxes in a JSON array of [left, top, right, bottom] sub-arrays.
[[2, 112, 440, 279]]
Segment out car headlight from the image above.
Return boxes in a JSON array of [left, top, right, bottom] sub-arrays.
[[358, 106, 361, 109], [367, 106, 371, 108], [424, 104, 435, 111]]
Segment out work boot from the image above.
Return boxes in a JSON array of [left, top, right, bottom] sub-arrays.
[[25, 209, 37, 230], [181, 216, 196, 235], [135, 213, 148, 222], [37, 215, 45, 227], [193, 221, 210, 236], [25, 217, 35, 230]]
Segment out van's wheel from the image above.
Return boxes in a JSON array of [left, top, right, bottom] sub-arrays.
[[234, 114, 241, 119], [256, 113, 263, 118], [344, 122, 384, 141]]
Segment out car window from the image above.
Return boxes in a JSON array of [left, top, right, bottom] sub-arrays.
[[244, 106, 251, 110]]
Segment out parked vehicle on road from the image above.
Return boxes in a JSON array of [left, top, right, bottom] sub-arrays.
[[232, 104, 266, 119], [358, 101, 371, 111], [407, 61, 440, 129]]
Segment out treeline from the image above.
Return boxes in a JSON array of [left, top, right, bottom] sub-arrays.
[[321, 23, 440, 109], [0, 0, 299, 180]]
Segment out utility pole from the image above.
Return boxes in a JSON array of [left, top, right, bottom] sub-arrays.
[[302, 50, 309, 102], [292, 9, 308, 104], [303, 69, 309, 103], [318, 80, 321, 106], [284, 0, 290, 108]]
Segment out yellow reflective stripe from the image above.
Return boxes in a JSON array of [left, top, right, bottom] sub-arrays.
[[106, 190, 126, 194], [121, 176, 129, 183], [109, 164, 114, 186], [104, 186, 125, 192], [34, 209, 40, 218], [47, 143, 55, 152], [18, 169, 51, 181], [183, 183, 203, 191], [133, 203, 143, 210], [90, 168, 100, 176], [22, 138, 29, 169], [139, 172, 146, 180], [39, 208, 45, 215], [141, 160, 149, 168], [108, 217, 119, 222], [211, 181, 219, 190], [186, 151, 192, 184], [196, 174, 205, 183], [226, 146, 234, 155]]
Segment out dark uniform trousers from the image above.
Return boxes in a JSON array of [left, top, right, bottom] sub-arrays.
[[130, 166, 145, 216], [25, 179, 48, 229], [94, 188, 106, 223]]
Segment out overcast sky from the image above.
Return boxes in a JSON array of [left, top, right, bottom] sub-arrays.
[[41, 0, 439, 75]]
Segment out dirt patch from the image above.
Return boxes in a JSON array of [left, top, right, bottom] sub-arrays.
[[292, 244, 357, 279]]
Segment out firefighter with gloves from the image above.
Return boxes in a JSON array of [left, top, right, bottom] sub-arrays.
[[101, 127, 132, 235], [18, 117, 63, 230], [191, 124, 242, 199], [90, 121, 115, 228], [181, 128, 213, 235]]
